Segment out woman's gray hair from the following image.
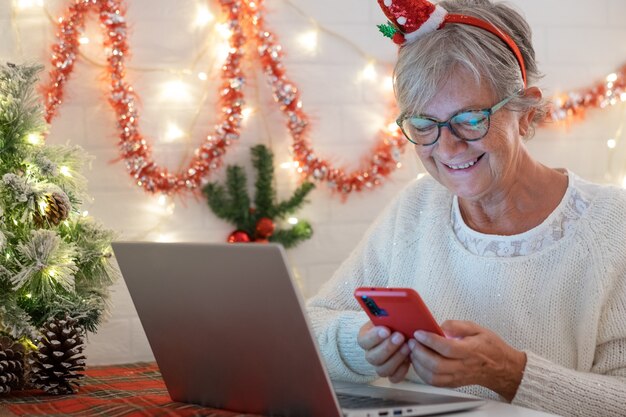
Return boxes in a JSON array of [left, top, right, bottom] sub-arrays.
[[393, 0, 548, 138]]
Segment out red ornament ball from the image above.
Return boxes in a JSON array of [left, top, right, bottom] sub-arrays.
[[228, 230, 251, 243], [255, 217, 275, 238]]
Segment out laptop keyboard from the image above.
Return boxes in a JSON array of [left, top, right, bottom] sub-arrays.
[[336, 393, 420, 410]]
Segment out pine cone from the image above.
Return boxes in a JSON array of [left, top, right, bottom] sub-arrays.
[[0, 336, 26, 394], [34, 192, 71, 226], [29, 316, 86, 395]]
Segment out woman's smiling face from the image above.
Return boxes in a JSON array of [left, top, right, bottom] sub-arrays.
[[413, 70, 529, 202]]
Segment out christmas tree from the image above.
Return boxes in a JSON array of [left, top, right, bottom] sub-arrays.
[[203, 144, 314, 248], [0, 63, 119, 394]]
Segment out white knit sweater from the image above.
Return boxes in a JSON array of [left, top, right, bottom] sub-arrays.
[[306, 174, 626, 417]]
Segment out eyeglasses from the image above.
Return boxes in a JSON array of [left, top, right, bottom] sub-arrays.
[[396, 91, 520, 146]]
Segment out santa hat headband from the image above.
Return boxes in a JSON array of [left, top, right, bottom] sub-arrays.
[[377, 0, 527, 87]]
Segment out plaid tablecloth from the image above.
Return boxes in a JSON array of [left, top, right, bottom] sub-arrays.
[[0, 362, 260, 417]]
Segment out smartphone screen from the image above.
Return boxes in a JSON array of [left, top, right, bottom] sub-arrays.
[[354, 287, 445, 338]]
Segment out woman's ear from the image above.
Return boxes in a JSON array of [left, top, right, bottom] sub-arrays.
[[518, 86, 542, 137]]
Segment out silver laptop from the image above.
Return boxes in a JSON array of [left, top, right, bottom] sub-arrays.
[[112, 242, 485, 416]]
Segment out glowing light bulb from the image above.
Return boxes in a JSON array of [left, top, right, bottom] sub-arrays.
[[287, 217, 299, 225], [216, 23, 233, 39], [384, 76, 394, 92], [387, 122, 399, 133], [60, 165, 72, 177], [280, 162, 293, 169], [215, 43, 231, 64], [361, 62, 377, 81], [298, 30, 318, 52], [607, 138, 617, 149], [160, 80, 191, 102], [78, 36, 90, 45], [164, 123, 185, 142], [16, 0, 43, 9], [27, 133, 42, 145], [195, 5, 214, 27], [82, 210, 89, 217], [156, 233, 175, 242], [198, 72, 208, 81], [241, 107, 254, 121], [607, 73, 618, 83], [156, 194, 175, 215], [25, 293, 32, 298]]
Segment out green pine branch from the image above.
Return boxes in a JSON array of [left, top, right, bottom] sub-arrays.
[[203, 165, 251, 231], [0, 63, 45, 167], [203, 145, 315, 249], [251, 144, 275, 217], [269, 221, 313, 249], [273, 181, 315, 218]]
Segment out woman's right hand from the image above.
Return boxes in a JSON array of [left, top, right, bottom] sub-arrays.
[[357, 321, 412, 383]]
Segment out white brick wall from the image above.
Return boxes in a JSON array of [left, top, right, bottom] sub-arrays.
[[2, 0, 625, 365]]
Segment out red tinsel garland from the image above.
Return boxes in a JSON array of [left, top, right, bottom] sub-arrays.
[[41, 0, 626, 198], [42, 0, 405, 197]]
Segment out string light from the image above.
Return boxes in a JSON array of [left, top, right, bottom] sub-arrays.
[[59, 166, 71, 177], [82, 210, 89, 217], [156, 194, 175, 215], [384, 76, 394, 92], [287, 217, 298, 225], [194, 5, 214, 27], [164, 123, 185, 142], [160, 79, 191, 102], [78, 36, 89, 44], [215, 22, 233, 39], [27, 133, 42, 145], [16, 0, 43, 10], [197, 72, 208, 81], [360, 62, 377, 81], [297, 30, 318, 53], [241, 107, 254, 121], [22, 0, 626, 199], [607, 138, 617, 149]]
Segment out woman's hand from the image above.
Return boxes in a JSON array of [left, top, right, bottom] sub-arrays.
[[357, 321, 412, 383], [408, 320, 527, 402]]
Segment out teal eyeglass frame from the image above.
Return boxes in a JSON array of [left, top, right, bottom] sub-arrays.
[[396, 91, 521, 146]]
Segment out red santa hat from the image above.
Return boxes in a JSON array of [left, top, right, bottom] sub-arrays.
[[377, 0, 527, 87]]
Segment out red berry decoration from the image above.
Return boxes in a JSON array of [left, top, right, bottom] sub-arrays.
[[255, 217, 275, 239], [228, 230, 251, 243], [392, 32, 406, 45]]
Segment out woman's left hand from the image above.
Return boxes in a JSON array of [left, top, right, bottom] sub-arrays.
[[408, 320, 527, 402]]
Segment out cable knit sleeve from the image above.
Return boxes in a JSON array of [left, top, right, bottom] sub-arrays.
[[514, 348, 626, 417], [513, 193, 626, 417], [306, 179, 428, 382]]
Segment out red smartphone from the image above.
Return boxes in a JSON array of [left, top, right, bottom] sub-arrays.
[[354, 287, 445, 338]]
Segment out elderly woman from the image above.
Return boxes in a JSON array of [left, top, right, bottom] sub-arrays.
[[306, 0, 626, 416]]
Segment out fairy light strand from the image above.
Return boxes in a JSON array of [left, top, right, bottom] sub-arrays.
[[40, 0, 405, 197], [12, 0, 626, 198]]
